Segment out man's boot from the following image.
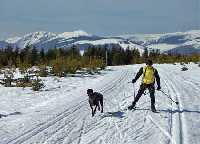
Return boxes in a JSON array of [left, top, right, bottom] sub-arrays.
[[151, 105, 157, 112]]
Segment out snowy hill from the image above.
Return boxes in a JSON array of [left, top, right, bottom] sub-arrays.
[[1, 30, 200, 55], [1, 30, 143, 53], [0, 41, 9, 48], [122, 30, 200, 55], [58, 30, 91, 38]]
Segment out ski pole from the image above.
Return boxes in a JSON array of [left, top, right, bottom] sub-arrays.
[[158, 90, 179, 105], [133, 83, 136, 101]]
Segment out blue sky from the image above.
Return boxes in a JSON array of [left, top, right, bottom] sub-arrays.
[[0, 0, 199, 39]]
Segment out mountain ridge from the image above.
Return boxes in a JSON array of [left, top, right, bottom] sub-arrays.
[[0, 30, 200, 55]]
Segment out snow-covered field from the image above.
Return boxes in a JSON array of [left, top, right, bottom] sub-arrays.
[[0, 64, 200, 144]]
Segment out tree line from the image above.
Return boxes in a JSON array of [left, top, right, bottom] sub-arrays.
[[0, 44, 199, 73], [85, 46, 200, 65], [0, 45, 105, 76]]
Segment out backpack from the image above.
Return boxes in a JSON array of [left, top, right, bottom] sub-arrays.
[[142, 66, 155, 84]]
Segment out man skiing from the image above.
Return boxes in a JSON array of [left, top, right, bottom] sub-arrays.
[[128, 59, 161, 112]]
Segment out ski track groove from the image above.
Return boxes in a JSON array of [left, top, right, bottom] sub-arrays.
[[147, 115, 174, 143], [77, 117, 86, 144], [41, 69, 128, 143], [87, 69, 131, 144], [163, 78, 174, 144], [40, 108, 86, 144], [160, 69, 182, 144], [6, 101, 86, 144], [160, 67, 188, 144], [5, 68, 130, 144], [84, 69, 131, 144], [4, 65, 193, 144], [168, 76, 184, 144], [90, 69, 132, 144]]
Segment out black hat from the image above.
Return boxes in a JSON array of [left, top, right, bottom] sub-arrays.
[[146, 59, 153, 65]]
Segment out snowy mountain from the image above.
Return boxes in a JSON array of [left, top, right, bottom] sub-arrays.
[[122, 30, 200, 55], [1, 30, 143, 53], [58, 30, 91, 38], [1, 30, 200, 55], [5, 37, 21, 44], [0, 41, 9, 48]]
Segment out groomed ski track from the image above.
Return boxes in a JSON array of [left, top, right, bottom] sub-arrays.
[[1, 64, 200, 144]]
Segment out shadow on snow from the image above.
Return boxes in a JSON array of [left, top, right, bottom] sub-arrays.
[[130, 108, 200, 114], [0, 112, 22, 118], [101, 111, 125, 118], [101, 108, 200, 119]]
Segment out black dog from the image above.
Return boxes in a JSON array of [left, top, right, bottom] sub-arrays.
[[87, 89, 103, 117]]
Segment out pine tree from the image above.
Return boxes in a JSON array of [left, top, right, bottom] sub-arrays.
[[132, 49, 141, 64], [142, 47, 149, 61], [124, 47, 132, 64], [46, 48, 57, 63], [16, 56, 22, 68], [31, 46, 38, 66], [69, 45, 80, 58], [40, 48, 45, 63]]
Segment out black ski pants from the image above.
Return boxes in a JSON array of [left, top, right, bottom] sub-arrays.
[[132, 83, 155, 108]]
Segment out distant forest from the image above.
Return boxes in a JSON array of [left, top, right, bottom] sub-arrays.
[[0, 44, 199, 74]]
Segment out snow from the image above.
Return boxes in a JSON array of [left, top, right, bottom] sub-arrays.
[[147, 44, 179, 52], [75, 38, 121, 45], [3, 31, 91, 49], [120, 33, 163, 44], [122, 30, 200, 45], [58, 30, 91, 38], [2, 31, 145, 52], [1, 30, 200, 55], [120, 42, 144, 54], [121, 30, 200, 54], [5, 37, 21, 44], [75, 39, 144, 53], [11, 31, 57, 49], [0, 64, 200, 144]]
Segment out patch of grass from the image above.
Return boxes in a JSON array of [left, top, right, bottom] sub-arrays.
[[32, 79, 45, 91], [38, 69, 49, 77], [16, 81, 32, 88]]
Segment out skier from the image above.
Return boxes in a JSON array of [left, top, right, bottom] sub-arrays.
[[128, 59, 161, 112]]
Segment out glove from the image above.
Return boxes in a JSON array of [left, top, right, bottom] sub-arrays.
[[132, 79, 136, 83], [157, 86, 161, 90]]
